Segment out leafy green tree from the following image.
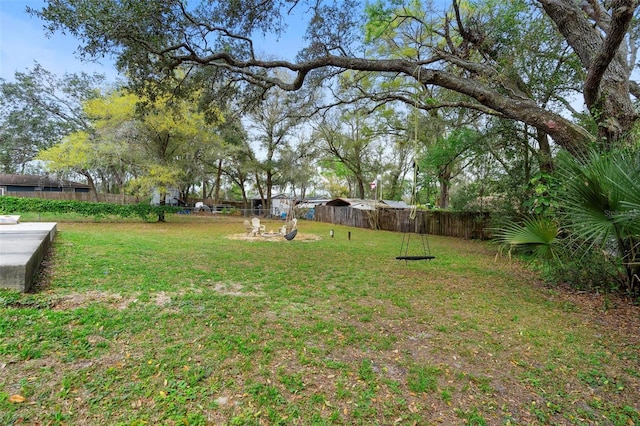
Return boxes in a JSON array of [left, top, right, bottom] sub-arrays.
[[278, 133, 320, 201], [222, 132, 256, 210], [0, 63, 104, 173], [247, 83, 305, 212], [36, 130, 102, 200], [199, 112, 245, 206], [420, 127, 479, 208], [38, 87, 224, 219], [30, 0, 639, 152], [314, 108, 388, 199], [366, 106, 416, 201], [318, 159, 353, 198]]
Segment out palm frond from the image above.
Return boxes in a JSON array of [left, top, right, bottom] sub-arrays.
[[493, 217, 560, 260], [557, 148, 638, 245]]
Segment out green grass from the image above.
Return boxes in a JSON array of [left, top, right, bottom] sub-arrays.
[[0, 214, 639, 425]]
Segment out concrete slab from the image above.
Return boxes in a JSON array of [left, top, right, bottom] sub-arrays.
[[0, 222, 57, 292]]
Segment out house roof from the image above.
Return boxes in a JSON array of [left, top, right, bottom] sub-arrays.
[[0, 174, 90, 189]]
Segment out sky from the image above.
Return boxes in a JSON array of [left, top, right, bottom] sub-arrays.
[[0, 1, 455, 85], [0, 0, 308, 84], [0, 0, 120, 82]]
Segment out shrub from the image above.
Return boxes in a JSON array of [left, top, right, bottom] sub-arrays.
[[545, 244, 625, 294], [0, 196, 178, 221]]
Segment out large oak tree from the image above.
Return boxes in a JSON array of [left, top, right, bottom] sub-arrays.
[[31, 0, 639, 154]]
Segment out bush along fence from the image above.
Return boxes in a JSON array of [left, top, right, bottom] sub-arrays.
[[313, 205, 492, 239], [0, 196, 178, 221], [4, 191, 140, 204]]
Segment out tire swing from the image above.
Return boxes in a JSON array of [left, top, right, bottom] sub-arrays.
[[396, 73, 435, 263]]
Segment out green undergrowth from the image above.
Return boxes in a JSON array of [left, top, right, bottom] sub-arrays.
[[0, 196, 176, 221], [0, 215, 638, 425]]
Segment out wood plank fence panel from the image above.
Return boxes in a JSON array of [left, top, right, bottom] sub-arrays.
[[314, 205, 491, 239]]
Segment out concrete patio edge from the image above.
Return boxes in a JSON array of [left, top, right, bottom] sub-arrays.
[[0, 222, 57, 292]]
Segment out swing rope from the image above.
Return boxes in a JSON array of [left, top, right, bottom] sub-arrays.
[[396, 67, 434, 262]]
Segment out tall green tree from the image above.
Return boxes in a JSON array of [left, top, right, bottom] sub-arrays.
[[31, 0, 639, 154], [420, 127, 478, 208], [247, 82, 304, 212], [278, 133, 320, 201], [225, 138, 258, 210], [38, 87, 224, 217], [314, 109, 381, 199], [0, 63, 104, 173]]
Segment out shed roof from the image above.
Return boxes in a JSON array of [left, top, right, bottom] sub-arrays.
[[326, 198, 389, 209], [296, 199, 330, 209], [381, 200, 410, 209], [249, 193, 292, 200]]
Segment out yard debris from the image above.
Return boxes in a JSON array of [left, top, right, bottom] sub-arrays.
[[9, 394, 26, 403]]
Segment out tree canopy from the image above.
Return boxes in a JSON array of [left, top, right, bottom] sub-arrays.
[[37, 86, 225, 205], [0, 64, 104, 173], [31, 0, 640, 154]]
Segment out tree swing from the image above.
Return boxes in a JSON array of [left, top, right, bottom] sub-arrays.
[[396, 77, 435, 263], [396, 165, 435, 262], [282, 192, 298, 241]]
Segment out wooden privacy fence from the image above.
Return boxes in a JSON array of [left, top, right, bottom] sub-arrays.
[[5, 191, 140, 205], [314, 205, 492, 239]]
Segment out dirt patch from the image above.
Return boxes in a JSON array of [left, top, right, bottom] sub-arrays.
[[154, 291, 172, 306], [53, 290, 136, 310], [50, 285, 257, 311], [226, 233, 321, 242], [208, 281, 263, 297]]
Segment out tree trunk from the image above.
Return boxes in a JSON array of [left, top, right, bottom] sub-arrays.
[[438, 177, 450, 209], [157, 193, 166, 223], [357, 178, 366, 199], [438, 167, 451, 209], [202, 180, 207, 204], [538, 0, 637, 149], [536, 129, 554, 173], [80, 169, 99, 202], [214, 158, 223, 206], [265, 171, 273, 215], [254, 171, 265, 215]]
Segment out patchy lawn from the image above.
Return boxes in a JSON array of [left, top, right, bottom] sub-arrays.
[[1, 216, 638, 425]]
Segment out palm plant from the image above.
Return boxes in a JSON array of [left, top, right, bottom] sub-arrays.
[[557, 148, 640, 294], [492, 216, 560, 261]]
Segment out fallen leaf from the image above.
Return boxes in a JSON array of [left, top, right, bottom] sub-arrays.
[[9, 394, 26, 403]]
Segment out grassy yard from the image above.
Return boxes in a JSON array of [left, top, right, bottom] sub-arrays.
[[1, 215, 639, 425]]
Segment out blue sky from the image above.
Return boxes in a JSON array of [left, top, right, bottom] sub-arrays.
[[0, 0, 119, 81], [0, 0, 307, 83], [1, 1, 452, 84]]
